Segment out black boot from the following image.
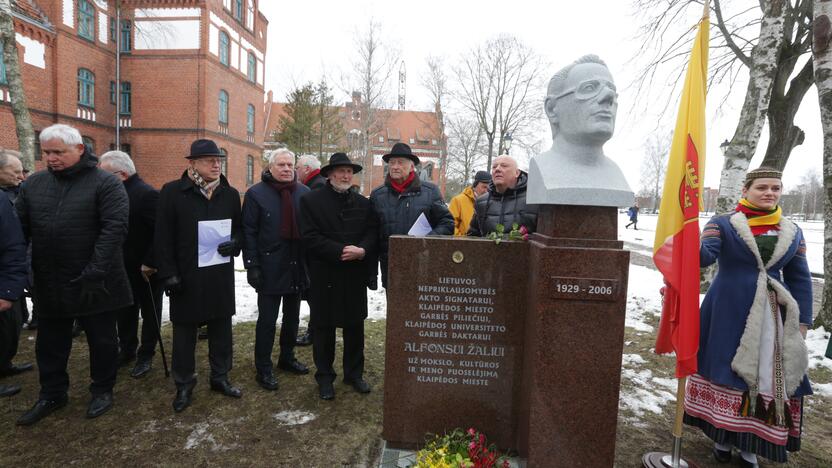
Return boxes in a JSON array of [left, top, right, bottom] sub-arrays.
[[16, 396, 68, 426], [173, 381, 196, 413], [86, 393, 113, 419], [255, 372, 279, 391], [210, 379, 242, 398], [0, 384, 21, 397], [130, 359, 152, 378]]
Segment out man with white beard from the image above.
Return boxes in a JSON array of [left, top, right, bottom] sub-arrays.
[[297, 153, 378, 401]]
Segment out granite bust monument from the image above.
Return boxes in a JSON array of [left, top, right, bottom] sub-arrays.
[[527, 55, 634, 206]]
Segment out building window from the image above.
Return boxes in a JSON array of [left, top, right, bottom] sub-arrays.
[[234, 0, 244, 20], [246, 155, 254, 186], [110, 17, 116, 42], [219, 90, 229, 124], [120, 82, 131, 115], [109, 81, 116, 104], [121, 143, 131, 155], [120, 20, 132, 52], [378, 136, 384, 143], [78, 0, 95, 41], [219, 31, 230, 66], [247, 104, 255, 134], [34, 131, 41, 161], [82, 136, 95, 154], [220, 148, 228, 176], [78, 68, 95, 108], [247, 52, 256, 82], [0, 40, 6, 84]]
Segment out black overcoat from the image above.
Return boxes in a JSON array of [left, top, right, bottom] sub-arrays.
[[298, 184, 378, 328], [242, 171, 309, 296], [15, 151, 132, 317], [155, 172, 242, 324], [123, 174, 159, 285]]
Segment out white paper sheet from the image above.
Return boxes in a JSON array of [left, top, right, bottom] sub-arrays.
[[198, 219, 232, 267], [407, 213, 432, 237]]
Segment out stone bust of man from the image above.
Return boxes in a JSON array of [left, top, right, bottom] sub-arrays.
[[527, 54, 633, 206]]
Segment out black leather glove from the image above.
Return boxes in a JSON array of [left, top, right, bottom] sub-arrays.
[[246, 267, 262, 290], [70, 276, 109, 305], [217, 238, 241, 257], [162, 275, 183, 297]]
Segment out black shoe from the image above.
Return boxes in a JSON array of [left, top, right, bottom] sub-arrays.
[[0, 384, 21, 397], [173, 382, 196, 413], [295, 331, 312, 346], [86, 393, 113, 419], [16, 396, 68, 426], [130, 360, 152, 378], [319, 383, 335, 400], [712, 447, 732, 463], [277, 358, 309, 375], [344, 378, 371, 394], [738, 458, 759, 468], [0, 362, 34, 377], [210, 380, 242, 398], [255, 373, 279, 391]]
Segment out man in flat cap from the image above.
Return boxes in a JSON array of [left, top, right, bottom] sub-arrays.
[[298, 153, 378, 400], [155, 139, 243, 413]]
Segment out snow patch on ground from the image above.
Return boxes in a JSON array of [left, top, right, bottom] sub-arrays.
[[625, 265, 664, 333], [812, 382, 832, 397], [184, 423, 217, 450], [807, 326, 832, 371], [272, 410, 316, 426]]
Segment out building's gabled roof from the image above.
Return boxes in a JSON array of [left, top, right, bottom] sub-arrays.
[[12, 0, 53, 31]]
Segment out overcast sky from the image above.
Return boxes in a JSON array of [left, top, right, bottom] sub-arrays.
[[259, 0, 823, 192]]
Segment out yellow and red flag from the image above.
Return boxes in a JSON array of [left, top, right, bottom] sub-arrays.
[[653, 14, 709, 378]]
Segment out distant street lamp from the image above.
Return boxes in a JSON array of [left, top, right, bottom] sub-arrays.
[[504, 132, 513, 155]]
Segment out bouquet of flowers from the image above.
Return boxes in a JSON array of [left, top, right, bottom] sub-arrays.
[[485, 223, 529, 244], [413, 428, 511, 468]]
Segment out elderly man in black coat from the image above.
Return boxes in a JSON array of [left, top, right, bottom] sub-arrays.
[[15, 124, 132, 425], [243, 148, 310, 391], [467, 155, 538, 238], [0, 190, 27, 398], [99, 151, 164, 378], [298, 153, 378, 400], [155, 139, 243, 413], [370, 143, 454, 288], [294, 154, 325, 347]]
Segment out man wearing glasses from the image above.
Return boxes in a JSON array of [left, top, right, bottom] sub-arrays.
[[155, 139, 243, 413], [527, 55, 632, 206]]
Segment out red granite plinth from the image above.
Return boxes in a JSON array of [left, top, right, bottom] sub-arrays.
[[535, 204, 618, 240], [383, 236, 529, 450], [517, 235, 630, 467]]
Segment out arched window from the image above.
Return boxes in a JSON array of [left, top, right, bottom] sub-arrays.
[[218, 90, 229, 124], [247, 52, 256, 82], [219, 31, 230, 66], [78, 68, 95, 107], [247, 104, 255, 134], [78, 0, 95, 40], [246, 155, 254, 186]]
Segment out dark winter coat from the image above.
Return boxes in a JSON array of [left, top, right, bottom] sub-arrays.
[[242, 170, 310, 296], [304, 172, 326, 191], [299, 184, 378, 328], [0, 191, 27, 302], [467, 171, 538, 238], [123, 174, 159, 286], [15, 151, 132, 317], [0, 185, 19, 204], [155, 172, 242, 324], [369, 175, 453, 287]]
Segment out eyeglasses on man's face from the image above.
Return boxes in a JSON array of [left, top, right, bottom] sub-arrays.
[[552, 79, 618, 101]]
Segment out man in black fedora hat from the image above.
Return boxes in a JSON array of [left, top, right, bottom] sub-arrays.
[[298, 153, 378, 400], [154, 138, 244, 413], [370, 143, 453, 288]]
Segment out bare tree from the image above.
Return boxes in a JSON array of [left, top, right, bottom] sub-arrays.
[[445, 116, 485, 189], [453, 35, 546, 170], [639, 133, 671, 213], [799, 169, 823, 220], [0, 0, 35, 171], [420, 55, 449, 191], [812, 2, 832, 329], [345, 19, 399, 191]]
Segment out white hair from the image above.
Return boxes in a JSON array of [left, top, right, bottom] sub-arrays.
[[40, 124, 83, 146], [0, 149, 22, 169], [99, 150, 137, 175], [297, 154, 321, 170], [269, 148, 296, 165]]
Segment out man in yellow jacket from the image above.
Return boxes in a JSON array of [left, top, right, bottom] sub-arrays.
[[449, 171, 491, 236]]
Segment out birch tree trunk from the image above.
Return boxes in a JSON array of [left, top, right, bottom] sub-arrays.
[[812, 0, 832, 329], [715, 0, 788, 214], [0, 0, 35, 171]]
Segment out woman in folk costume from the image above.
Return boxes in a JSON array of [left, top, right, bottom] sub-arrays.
[[683, 167, 813, 468]]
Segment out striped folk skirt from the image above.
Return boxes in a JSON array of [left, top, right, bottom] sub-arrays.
[[683, 373, 803, 463]]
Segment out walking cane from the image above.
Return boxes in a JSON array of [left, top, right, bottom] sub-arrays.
[[145, 280, 170, 377]]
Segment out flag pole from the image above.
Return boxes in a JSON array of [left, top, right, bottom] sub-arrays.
[[666, 376, 688, 467]]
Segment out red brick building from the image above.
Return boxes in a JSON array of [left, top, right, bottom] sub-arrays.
[[264, 92, 448, 196], [0, 0, 268, 190]]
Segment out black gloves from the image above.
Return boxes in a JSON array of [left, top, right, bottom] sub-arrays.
[[217, 238, 241, 257], [70, 276, 109, 305], [246, 267, 262, 290], [162, 275, 183, 296]]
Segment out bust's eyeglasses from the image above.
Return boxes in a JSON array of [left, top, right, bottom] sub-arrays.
[[552, 79, 618, 101]]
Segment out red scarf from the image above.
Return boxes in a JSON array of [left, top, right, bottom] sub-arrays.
[[735, 202, 780, 236], [303, 169, 321, 186], [265, 174, 300, 239], [389, 171, 416, 193]]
